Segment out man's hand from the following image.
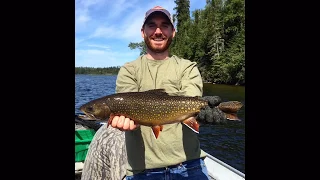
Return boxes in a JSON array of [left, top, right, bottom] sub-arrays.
[[110, 115, 140, 131]]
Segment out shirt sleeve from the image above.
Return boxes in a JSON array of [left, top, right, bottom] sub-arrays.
[[80, 125, 127, 180], [115, 62, 139, 93], [180, 61, 203, 97]]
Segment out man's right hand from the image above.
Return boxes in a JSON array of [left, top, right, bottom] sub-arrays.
[[110, 115, 140, 131]]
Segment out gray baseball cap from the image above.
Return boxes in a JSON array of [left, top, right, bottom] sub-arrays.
[[142, 6, 174, 27]]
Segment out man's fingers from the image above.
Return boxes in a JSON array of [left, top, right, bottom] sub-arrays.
[[129, 120, 139, 130], [122, 118, 130, 130], [111, 116, 119, 128], [110, 115, 139, 131], [129, 120, 135, 130], [116, 116, 125, 129]]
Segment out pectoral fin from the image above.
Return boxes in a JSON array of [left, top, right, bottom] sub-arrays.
[[151, 125, 163, 139], [182, 118, 199, 133]]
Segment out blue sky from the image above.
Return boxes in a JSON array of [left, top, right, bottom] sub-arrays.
[[75, 0, 207, 68]]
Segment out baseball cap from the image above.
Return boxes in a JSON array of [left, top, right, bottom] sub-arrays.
[[142, 6, 174, 27]]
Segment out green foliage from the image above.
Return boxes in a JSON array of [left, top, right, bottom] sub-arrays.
[[128, 0, 245, 85], [128, 41, 146, 55], [75, 66, 120, 75], [170, 0, 192, 58], [207, 0, 245, 85]]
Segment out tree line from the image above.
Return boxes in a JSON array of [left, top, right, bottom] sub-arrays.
[[75, 66, 120, 75], [129, 0, 245, 85]]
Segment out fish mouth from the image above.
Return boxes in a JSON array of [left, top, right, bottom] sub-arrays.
[[79, 105, 97, 120], [80, 112, 98, 120]]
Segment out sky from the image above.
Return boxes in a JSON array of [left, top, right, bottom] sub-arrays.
[[75, 0, 207, 68]]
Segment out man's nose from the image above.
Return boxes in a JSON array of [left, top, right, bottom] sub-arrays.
[[155, 27, 162, 34]]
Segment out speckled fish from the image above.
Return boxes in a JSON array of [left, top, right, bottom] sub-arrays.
[[79, 89, 208, 139], [218, 101, 243, 121]]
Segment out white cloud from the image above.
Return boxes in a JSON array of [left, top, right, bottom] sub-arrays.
[[105, 0, 138, 20], [89, 26, 116, 39], [87, 44, 110, 50], [75, 0, 105, 33], [75, 48, 140, 68]]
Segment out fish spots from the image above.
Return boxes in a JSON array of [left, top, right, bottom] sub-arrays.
[[114, 97, 124, 101]]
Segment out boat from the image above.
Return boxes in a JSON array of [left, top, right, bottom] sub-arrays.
[[75, 115, 245, 180], [204, 151, 245, 180]]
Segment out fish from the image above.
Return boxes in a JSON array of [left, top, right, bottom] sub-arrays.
[[218, 101, 243, 121], [79, 89, 208, 139]]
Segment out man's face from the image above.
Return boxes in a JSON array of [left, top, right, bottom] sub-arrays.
[[141, 13, 175, 53]]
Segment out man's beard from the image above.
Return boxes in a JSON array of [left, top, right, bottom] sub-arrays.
[[144, 34, 173, 53]]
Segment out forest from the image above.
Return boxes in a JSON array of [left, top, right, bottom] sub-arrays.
[[76, 0, 245, 86], [75, 66, 120, 75]]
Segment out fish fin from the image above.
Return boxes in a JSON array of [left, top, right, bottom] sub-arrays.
[[107, 113, 115, 128], [144, 89, 168, 96], [225, 113, 241, 121], [151, 125, 162, 139], [182, 118, 199, 133]]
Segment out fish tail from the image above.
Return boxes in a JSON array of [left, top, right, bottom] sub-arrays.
[[225, 113, 241, 121]]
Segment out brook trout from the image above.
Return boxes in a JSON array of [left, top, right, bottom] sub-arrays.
[[79, 89, 207, 139]]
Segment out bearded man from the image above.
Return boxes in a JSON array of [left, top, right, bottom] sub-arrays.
[[81, 6, 210, 180]]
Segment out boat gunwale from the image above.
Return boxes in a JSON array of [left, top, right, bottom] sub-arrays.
[[204, 151, 245, 179]]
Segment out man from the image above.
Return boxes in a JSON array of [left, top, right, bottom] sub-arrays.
[[81, 6, 210, 180]]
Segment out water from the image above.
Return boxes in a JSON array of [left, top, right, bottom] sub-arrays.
[[75, 75, 117, 114], [75, 74, 245, 174]]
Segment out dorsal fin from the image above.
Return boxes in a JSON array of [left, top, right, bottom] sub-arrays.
[[144, 89, 168, 95]]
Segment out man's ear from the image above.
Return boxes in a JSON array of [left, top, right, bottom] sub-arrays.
[[141, 28, 145, 38], [172, 28, 176, 38]]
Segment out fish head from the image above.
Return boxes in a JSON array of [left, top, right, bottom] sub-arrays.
[[79, 101, 111, 121]]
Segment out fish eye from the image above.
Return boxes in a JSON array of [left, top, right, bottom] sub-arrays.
[[87, 106, 93, 112]]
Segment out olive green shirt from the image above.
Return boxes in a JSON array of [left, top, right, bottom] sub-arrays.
[[115, 55, 207, 175]]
